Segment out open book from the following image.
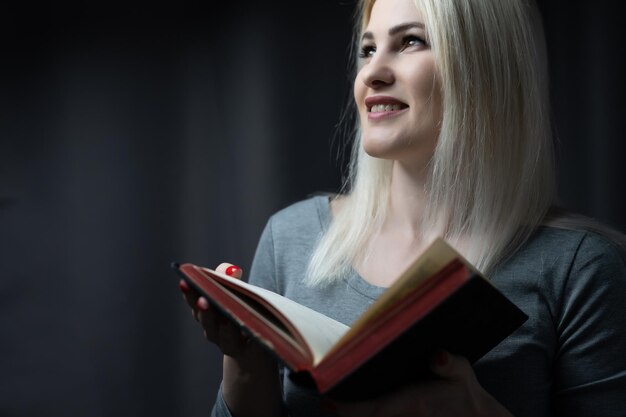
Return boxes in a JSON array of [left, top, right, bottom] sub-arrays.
[[173, 238, 527, 401]]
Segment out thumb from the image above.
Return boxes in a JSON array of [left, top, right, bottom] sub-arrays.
[[430, 350, 474, 382], [216, 262, 243, 279]]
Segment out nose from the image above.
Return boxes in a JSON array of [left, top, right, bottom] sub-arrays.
[[360, 53, 395, 88]]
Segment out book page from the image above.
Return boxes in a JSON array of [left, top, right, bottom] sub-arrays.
[[206, 270, 350, 365]]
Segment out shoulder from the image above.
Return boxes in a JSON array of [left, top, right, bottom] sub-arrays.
[[533, 220, 625, 269], [254, 194, 332, 262], [508, 225, 626, 278], [266, 194, 331, 236], [249, 194, 331, 291], [528, 225, 623, 258], [507, 227, 626, 321], [494, 226, 626, 308], [541, 207, 626, 259]]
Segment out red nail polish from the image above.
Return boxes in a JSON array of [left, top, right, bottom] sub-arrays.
[[436, 350, 449, 366], [196, 298, 209, 311], [178, 280, 189, 292], [225, 265, 241, 276]]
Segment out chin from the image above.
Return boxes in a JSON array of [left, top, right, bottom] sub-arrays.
[[362, 139, 437, 168], [362, 136, 409, 160], [362, 142, 392, 160]]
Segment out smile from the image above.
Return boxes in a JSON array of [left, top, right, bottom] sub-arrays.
[[369, 104, 407, 113], [364, 96, 409, 120], [366, 105, 409, 121]]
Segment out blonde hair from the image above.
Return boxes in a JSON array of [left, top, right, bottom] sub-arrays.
[[306, 0, 556, 285]]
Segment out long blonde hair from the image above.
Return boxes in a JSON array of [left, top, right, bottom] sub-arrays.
[[306, 0, 556, 285]]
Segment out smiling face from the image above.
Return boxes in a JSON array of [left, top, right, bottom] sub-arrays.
[[354, 0, 442, 167]]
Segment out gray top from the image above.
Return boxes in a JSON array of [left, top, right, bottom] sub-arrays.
[[213, 195, 626, 417]]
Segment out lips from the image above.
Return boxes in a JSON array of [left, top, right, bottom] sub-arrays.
[[364, 95, 409, 120]]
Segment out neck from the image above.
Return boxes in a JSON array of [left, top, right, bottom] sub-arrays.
[[384, 161, 431, 239], [353, 160, 436, 287]]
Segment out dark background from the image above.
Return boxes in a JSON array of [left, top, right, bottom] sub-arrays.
[[0, 1, 624, 416]]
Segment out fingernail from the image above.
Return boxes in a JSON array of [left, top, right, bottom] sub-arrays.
[[196, 297, 209, 311], [178, 279, 189, 292], [225, 265, 241, 276], [320, 397, 336, 412], [435, 350, 449, 366]]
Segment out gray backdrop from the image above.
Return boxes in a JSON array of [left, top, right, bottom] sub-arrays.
[[1, 1, 624, 416]]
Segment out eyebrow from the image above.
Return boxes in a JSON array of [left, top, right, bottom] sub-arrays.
[[361, 22, 425, 41]]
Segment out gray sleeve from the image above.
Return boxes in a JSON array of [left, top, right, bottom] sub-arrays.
[[553, 233, 626, 416], [211, 386, 234, 417]]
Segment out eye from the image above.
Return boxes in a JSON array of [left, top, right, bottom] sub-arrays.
[[401, 35, 426, 50], [359, 44, 376, 59]]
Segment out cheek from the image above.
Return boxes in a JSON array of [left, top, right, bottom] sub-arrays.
[[411, 73, 441, 119], [353, 72, 367, 113], [353, 76, 365, 111]]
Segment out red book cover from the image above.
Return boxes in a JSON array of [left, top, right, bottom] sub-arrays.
[[174, 238, 528, 401]]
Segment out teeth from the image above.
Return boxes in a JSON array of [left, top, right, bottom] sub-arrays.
[[370, 104, 405, 113]]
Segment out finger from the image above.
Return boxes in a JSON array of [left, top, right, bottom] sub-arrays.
[[179, 281, 202, 321], [216, 262, 243, 279], [196, 298, 248, 356], [430, 350, 474, 382], [197, 296, 210, 311], [183, 289, 200, 316], [180, 279, 199, 305], [197, 298, 220, 341]]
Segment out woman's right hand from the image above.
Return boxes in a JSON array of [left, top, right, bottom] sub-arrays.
[[179, 263, 265, 364], [179, 263, 283, 417]]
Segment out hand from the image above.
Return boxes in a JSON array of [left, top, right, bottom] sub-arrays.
[[179, 263, 283, 417], [333, 351, 513, 417], [179, 263, 266, 365]]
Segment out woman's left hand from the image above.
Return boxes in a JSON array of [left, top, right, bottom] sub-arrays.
[[333, 351, 514, 417]]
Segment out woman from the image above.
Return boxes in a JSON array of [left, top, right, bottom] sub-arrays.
[[180, 0, 626, 415]]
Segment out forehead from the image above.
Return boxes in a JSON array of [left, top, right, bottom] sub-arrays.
[[364, 0, 423, 30]]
